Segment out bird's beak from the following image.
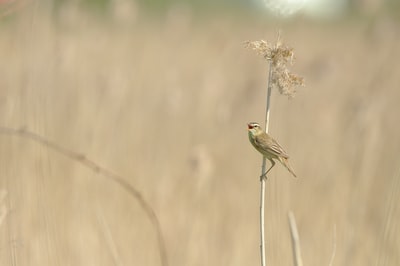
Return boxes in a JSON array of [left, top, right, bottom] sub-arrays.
[[247, 123, 252, 130]]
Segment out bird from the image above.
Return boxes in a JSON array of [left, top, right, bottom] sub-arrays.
[[247, 122, 297, 179]]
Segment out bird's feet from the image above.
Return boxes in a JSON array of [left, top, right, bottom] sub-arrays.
[[260, 172, 268, 181]]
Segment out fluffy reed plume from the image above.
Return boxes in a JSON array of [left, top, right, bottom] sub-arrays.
[[245, 37, 305, 98]]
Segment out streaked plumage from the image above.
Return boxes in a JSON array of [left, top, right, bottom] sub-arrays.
[[248, 122, 297, 178]]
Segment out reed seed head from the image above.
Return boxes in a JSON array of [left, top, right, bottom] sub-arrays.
[[245, 35, 305, 98]]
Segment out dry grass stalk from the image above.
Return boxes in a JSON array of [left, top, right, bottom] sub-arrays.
[[288, 211, 304, 266], [96, 206, 124, 266], [328, 224, 337, 266], [0, 126, 168, 266], [245, 34, 304, 266], [0, 190, 7, 228]]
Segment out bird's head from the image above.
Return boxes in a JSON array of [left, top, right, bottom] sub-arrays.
[[247, 122, 263, 136]]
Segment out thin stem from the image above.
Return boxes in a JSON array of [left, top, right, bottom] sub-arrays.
[[0, 127, 168, 266], [260, 61, 273, 266], [260, 180, 266, 266], [288, 211, 303, 266], [265, 61, 273, 133], [328, 224, 337, 266]]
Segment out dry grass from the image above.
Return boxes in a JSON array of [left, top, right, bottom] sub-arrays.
[[0, 5, 399, 266]]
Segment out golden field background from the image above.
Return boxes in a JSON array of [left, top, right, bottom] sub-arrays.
[[0, 3, 399, 265]]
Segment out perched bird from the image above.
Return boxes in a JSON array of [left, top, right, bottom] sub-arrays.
[[247, 122, 297, 179]]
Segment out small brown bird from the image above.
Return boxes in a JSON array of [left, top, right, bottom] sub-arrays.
[[247, 122, 297, 179]]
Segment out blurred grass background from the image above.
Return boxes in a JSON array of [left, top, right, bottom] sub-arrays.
[[0, 0, 399, 265]]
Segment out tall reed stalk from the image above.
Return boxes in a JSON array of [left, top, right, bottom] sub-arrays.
[[245, 34, 304, 266]]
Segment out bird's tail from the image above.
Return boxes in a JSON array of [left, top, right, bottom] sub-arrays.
[[279, 157, 297, 178]]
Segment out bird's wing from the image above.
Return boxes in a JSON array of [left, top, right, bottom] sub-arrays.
[[255, 134, 290, 159]]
